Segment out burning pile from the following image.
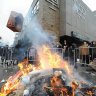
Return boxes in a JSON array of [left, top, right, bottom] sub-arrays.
[[43, 71, 96, 96], [0, 45, 96, 96], [0, 59, 33, 96]]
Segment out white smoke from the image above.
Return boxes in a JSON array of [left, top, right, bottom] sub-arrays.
[[15, 18, 94, 95], [23, 18, 56, 49], [21, 17, 92, 85]]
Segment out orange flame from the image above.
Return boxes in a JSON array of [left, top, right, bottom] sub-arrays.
[[38, 45, 72, 76], [0, 59, 33, 96], [0, 45, 73, 96], [86, 91, 94, 96]]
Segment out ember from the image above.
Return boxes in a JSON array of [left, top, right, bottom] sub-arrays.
[[80, 87, 96, 96], [39, 71, 96, 96]]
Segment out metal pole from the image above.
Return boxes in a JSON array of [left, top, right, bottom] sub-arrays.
[[74, 48, 76, 67]]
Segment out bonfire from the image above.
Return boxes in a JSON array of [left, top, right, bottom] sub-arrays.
[[0, 45, 95, 96]]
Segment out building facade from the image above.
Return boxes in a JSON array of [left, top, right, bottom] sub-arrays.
[[26, 0, 60, 38], [23, 0, 96, 42], [64, 0, 96, 41]]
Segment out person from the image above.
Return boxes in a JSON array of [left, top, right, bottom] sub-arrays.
[[79, 41, 89, 64], [55, 41, 62, 53], [62, 40, 68, 58], [69, 43, 77, 65], [3, 45, 9, 60], [56, 41, 62, 48], [90, 41, 96, 60]]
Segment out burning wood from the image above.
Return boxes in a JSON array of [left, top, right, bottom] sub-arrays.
[[44, 86, 72, 96], [0, 59, 34, 96], [80, 87, 96, 96], [43, 71, 96, 96], [0, 45, 95, 96]]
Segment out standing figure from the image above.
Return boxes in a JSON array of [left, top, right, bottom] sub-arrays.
[[79, 41, 89, 64], [63, 40, 68, 58], [55, 41, 62, 53]]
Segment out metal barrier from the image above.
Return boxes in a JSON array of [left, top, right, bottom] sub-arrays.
[[50, 48, 63, 57], [27, 48, 64, 64], [0, 46, 84, 68], [27, 48, 37, 63], [0, 46, 18, 68], [74, 47, 96, 66], [0, 46, 14, 60]]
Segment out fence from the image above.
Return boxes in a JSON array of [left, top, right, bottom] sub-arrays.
[[1, 46, 96, 68], [74, 47, 96, 66], [0, 46, 18, 68], [27, 48, 37, 64], [0, 46, 13, 60], [27, 48, 64, 64]]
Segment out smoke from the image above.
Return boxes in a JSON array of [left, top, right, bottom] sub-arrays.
[[14, 17, 56, 61], [23, 17, 56, 49], [65, 65, 93, 87], [14, 18, 93, 95], [20, 17, 92, 85]]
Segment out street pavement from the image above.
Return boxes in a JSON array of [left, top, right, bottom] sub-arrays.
[[0, 65, 19, 82], [0, 63, 96, 89], [76, 64, 96, 85], [0, 66, 18, 91]]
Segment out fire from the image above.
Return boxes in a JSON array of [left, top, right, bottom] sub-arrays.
[[0, 59, 33, 96], [0, 45, 73, 96], [44, 71, 73, 96], [0, 45, 95, 96], [18, 61, 33, 76], [38, 45, 72, 76], [86, 91, 94, 96], [44, 72, 96, 96]]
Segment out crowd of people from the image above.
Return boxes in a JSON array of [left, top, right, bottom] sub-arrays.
[[0, 45, 18, 67], [52, 40, 76, 59], [79, 41, 96, 64], [0, 40, 96, 66], [53, 40, 96, 65]]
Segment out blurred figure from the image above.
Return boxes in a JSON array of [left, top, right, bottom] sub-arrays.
[[55, 41, 62, 53], [3, 45, 9, 60], [69, 43, 77, 65], [56, 41, 62, 48], [63, 40, 68, 58], [90, 41, 96, 61], [80, 41, 89, 64]]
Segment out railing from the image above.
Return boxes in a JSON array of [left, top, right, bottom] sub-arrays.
[[27, 48, 64, 64], [1, 46, 95, 69], [0, 57, 18, 68], [0, 46, 18, 68], [27, 48, 37, 63], [74, 47, 96, 67]]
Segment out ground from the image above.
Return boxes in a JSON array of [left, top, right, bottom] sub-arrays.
[[0, 63, 96, 95]]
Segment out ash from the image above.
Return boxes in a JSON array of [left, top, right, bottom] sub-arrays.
[[28, 70, 96, 96], [8, 69, 96, 96], [32, 76, 51, 96]]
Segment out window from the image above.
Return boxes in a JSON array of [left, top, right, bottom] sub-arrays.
[[32, 1, 39, 15], [37, 1, 39, 10], [53, 0, 58, 4], [46, 0, 59, 7], [73, 0, 86, 19]]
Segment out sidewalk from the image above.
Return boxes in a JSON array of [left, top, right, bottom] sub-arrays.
[[0, 65, 18, 83], [75, 63, 96, 85]]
